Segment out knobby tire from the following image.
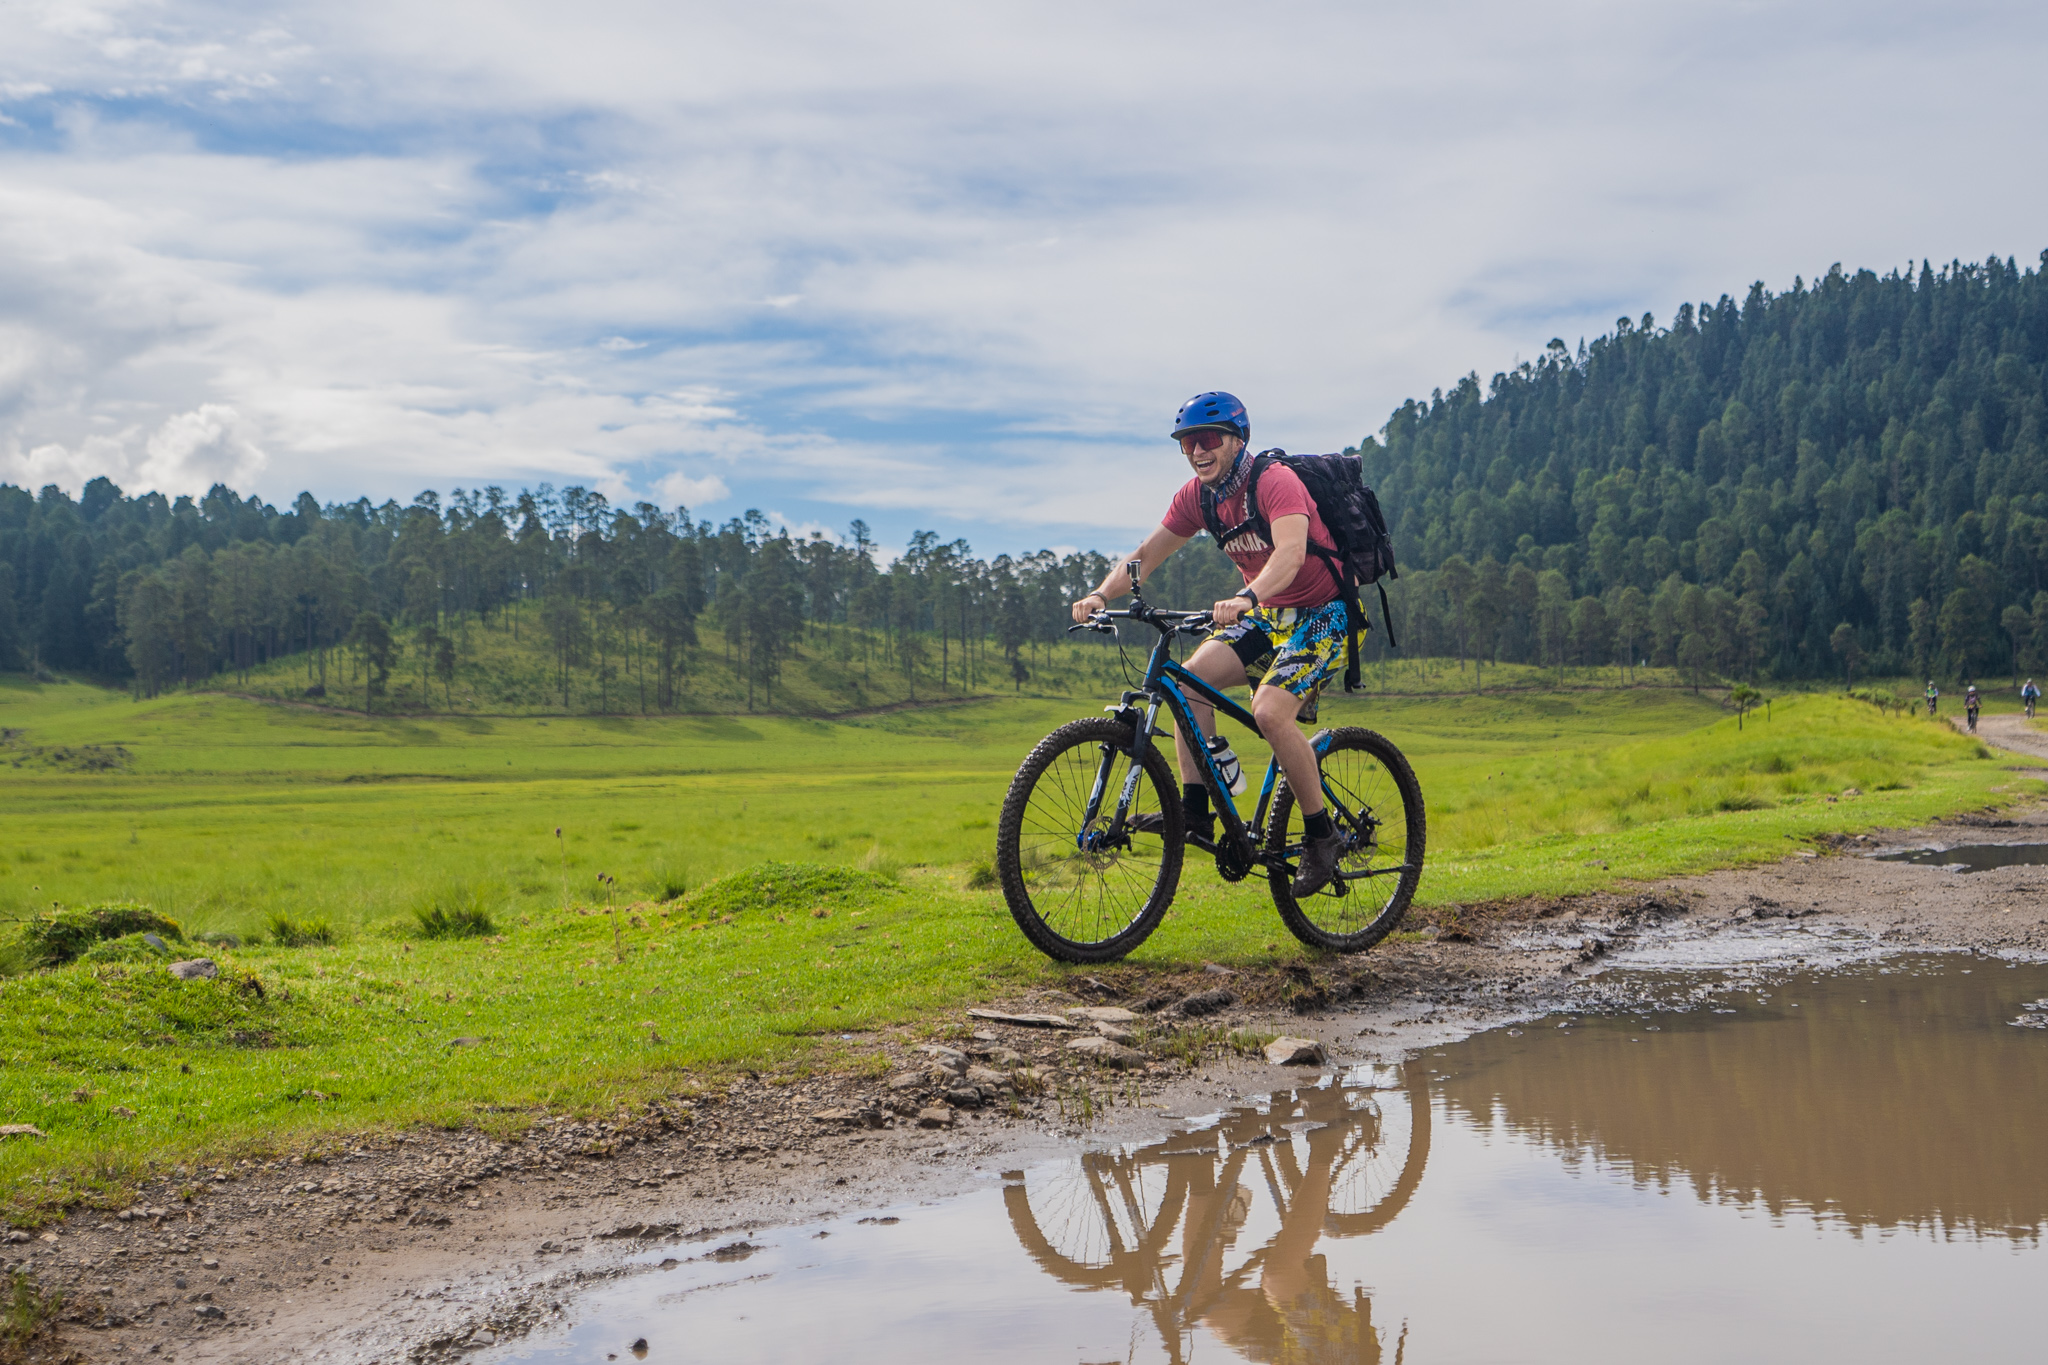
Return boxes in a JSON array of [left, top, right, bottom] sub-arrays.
[[996, 717, 1184, 963], [1265, 725, 1425, 953]]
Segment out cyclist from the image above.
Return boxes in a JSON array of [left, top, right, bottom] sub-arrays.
[[1965, 683, 1980, 731], [1069, 391, 1354, 896], [1925, 681, 1939, 716], [2023, 679, 2040, 720]]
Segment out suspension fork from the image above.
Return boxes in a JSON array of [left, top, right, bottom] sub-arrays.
[[1081, 696, 1166, 834]]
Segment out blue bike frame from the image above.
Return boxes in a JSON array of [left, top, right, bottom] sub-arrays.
[[1078, 599, 1369, 882]]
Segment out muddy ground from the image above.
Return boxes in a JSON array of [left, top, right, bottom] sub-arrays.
[[11, 741, 2048, 1365]]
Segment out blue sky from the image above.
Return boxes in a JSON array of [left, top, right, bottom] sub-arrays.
[[3, 0, 2047, 557]]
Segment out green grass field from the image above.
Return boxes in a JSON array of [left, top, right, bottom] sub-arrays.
[[0, 668, 2033, 1222]]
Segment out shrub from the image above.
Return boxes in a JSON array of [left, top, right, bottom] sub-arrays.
[[646, 862, 691, 902], [965, 860, 998, 890], [413, 905, 496, 939], [16, 902, 182, 969], [266, 913, 338, 947], [2, 1269, 64, 1362], [409, 882, 498, 939]]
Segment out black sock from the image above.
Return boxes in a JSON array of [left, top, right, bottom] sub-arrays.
[[1182, 784, 1210, 825], [1304, 808, 1335, 841]]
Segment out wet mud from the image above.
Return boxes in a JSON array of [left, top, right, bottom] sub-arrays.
[[14, 791, 2048, 1363], [504, 958, 2048, 1364]]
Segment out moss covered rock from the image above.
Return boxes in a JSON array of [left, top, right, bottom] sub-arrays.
[[17, 902, 183, 969]]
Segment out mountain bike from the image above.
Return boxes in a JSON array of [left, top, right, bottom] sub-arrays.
[[994, 563, 1425, 964], [2027, 693, 2038, 721]]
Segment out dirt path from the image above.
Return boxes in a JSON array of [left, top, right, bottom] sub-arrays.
[[14, 787, 2048, 1364], [1963, 711, 2048, 763]]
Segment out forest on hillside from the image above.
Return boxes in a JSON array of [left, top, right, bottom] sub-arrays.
[[1369, 253, 2048, 687], [4, 251, 2047, 708]]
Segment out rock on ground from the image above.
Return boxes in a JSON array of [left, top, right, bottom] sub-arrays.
[[1262, 1037, 1328, 1066]]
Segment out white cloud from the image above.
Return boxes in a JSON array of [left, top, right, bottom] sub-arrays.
[[1, 1, 2045, 542], [139, 403, 266, 490], [655, 469, 730, 511]]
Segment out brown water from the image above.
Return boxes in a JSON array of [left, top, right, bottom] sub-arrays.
[[507, 957, 2048, 1363], [1874, 841, 2048, 872]]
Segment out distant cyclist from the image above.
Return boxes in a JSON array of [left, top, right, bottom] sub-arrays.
[[1070, 391, 1355, 896], [1965, 683, 1981, 732], [1925, 681, 1939, 716], [2023, 679, 2040, 720]]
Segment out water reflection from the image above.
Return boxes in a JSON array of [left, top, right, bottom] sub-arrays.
[[1434, 959, 2048, 1240], [1005, 1065, 1425, 1363], [1874, 842, 2048, 872], [997, 957, 2048, 1362], [510, 959, 2048, 1364]]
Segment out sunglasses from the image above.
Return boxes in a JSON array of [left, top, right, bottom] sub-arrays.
[[1178, 430, 1230, 454]]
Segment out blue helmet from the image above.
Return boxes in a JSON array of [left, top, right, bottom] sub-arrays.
[[1171, 391, 1249, 444]]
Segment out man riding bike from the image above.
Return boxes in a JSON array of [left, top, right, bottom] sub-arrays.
[[2023, 679, 2040, 720], [1926, 681, 1939, 716], [1965, 683, 1981, 732], [1069, 391, 1356, 897]]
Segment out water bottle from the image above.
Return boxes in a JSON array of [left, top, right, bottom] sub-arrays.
[[1207, 734, 1247, 796]]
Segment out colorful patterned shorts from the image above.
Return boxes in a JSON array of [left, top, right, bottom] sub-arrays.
[[1205, 599, 1356, 719]]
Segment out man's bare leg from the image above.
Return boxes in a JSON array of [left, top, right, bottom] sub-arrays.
[[1250, 682, 1324, 818], [1172, 640, 1248, 786]]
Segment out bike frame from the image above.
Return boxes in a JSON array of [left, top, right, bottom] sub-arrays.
[[1075, 596, 1375, 882]]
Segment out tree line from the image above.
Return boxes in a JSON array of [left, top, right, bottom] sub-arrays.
[[0, 479, 1242, 709], [10, 250, 2048, 706], [1363, 253, 2048, 688]]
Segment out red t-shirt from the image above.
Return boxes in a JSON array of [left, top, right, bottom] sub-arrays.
[[1162, 462, 1341, 608]]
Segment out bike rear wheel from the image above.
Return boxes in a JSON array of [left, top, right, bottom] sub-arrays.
[[1265, 726, 1425, 953], [996, 717, 1184, 963]]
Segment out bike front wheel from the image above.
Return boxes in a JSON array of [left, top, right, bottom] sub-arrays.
[[996, 717, 1184, 963], [1266, 726, 1425, 953]]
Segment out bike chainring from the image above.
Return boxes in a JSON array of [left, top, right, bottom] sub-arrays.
[[1212, 834, 1255, 882]]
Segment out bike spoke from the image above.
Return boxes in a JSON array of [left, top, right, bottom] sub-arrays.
[[1265, 728, 1424, 950], [1003, 728, 1175, 951]]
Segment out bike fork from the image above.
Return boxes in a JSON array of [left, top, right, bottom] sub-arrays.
[[1080, 700, 1166, 837]]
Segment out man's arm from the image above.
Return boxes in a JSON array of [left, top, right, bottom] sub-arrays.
[[1210, 513, 1308, 626], [1070, 524, 1189, 622]]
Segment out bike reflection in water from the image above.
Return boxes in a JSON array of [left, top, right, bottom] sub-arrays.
[[1004, 1064, 1428, 1365]]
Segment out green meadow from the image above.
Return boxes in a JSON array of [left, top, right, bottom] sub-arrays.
[[0, 669, 2032, 1221]]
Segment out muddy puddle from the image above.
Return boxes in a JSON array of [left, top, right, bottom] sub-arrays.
[[505, 957, 2048, 1363], [1874, 841, 2048, 872]]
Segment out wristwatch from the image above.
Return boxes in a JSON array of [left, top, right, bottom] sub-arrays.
[[1233, 588, 1259, 607]]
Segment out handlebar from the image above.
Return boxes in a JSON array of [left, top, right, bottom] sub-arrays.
[[1067, 605, 1213, 636]]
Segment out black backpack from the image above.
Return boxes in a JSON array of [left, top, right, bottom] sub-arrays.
[[1199, 449, 1400, 691]]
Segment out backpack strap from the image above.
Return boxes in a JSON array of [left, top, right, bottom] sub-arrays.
[[1201, 450, 1390, 689], [1200, 451, 1277, 548]]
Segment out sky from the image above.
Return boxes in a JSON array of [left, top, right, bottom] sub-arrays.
[[3, 0, 2047, 557]]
